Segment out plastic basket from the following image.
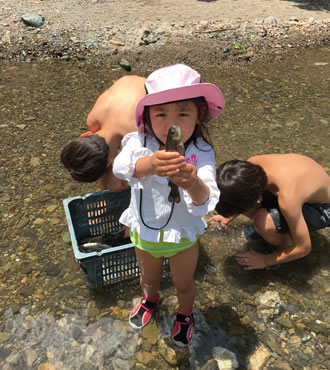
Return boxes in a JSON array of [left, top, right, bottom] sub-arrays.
[[63, 188, 168, 289]]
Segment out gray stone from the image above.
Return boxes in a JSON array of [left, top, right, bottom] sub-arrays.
[[119, 59, 131, 71], [21, 13, 44, 28], [264, 16, 277, 25], [45, 264, 61, 276], [19, 286, 34, 297], [213, 347, 239, 369], [0, 332, 10, 344]]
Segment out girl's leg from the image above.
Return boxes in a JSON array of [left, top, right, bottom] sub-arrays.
[[254, 208, 292, 248], [169, 242, 199, 315], [135, 247, 164, 300]]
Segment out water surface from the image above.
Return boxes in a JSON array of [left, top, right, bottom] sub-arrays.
[[0, 47, 329, 369]]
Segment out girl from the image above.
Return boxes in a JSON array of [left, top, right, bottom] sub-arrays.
[[113, 64, 225, 347]]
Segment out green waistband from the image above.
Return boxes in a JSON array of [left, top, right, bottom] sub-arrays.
[[130, 230, 197, 258]]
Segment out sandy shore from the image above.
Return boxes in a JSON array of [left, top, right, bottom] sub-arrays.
[[0, 1, 329, 68]]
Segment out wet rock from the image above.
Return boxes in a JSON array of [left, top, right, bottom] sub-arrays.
[[1, 193, 10, 202], [8, 304, 20, 314], [46, 205, 57, 213], [158, 338, 178, 365], [213, 347, 239, 369], [247, 344, 272, 369], [23, 347, 38, 367], [45, 264, 61, 277], [21, 264, 33, 274], [21, 14, 45, 28], [30, 157, 41, 167], [141, 321, 159, 345], [275, 315, 293, 329], [87, 306, 100, 319], [256, 290, 281, 320], [17, 217, 29, 229], [38, 363, 56, 370], [119, 59, 131, 71], [62, 232, 71, 244], [33, 217, 46, 225], [201, 359, 219, 370], [135, 350, 156, 366], [0, 332, 10, 344], [272, 359, 293, 369], [260, 332, 286, 356], [158, 337, 190, 367], [0, 346, 11, 361], [19, 286, 35, 297]]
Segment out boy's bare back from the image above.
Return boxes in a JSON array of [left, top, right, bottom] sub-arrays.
[[86, 75, 146, 191], [249, 153, 330, 206], [87, 75, 146, 139]]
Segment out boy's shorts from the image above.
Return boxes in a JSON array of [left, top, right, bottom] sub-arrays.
[[130, 230, 197, 258], [261, 191, 330, 233]]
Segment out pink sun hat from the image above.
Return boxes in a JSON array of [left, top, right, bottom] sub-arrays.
[[136, 64, 225, 127]]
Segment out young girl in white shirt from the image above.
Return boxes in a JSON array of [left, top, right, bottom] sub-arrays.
[[113, 64, 225, 347]]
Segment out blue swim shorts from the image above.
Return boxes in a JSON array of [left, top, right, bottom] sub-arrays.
[[261, 191, 330, 233]]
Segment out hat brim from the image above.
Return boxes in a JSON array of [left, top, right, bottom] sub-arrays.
[[136, 83, 225, 126]]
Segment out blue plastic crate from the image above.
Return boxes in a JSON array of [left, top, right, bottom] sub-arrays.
[[63, 188, 141, 288]]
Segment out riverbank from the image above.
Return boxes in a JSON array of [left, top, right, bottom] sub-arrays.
[[0, 0, 329, 70]]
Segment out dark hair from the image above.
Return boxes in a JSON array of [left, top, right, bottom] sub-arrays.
[[60, 135, 109, 182], [215, 160, 267, 217], [142, 97, 214, 149]]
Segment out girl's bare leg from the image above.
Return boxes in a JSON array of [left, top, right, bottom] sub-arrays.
[[169, 242, 199, 315], [135, 247, 163, 300]]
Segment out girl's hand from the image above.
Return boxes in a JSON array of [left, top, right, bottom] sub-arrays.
[[151, 150, 185, 177], [169, 163, 197, 190]]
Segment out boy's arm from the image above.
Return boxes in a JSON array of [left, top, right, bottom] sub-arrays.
[[237, 197, 311, 269], [208, 214, 238, 227]]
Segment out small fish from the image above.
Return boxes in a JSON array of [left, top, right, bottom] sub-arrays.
[[165, 125, 185, 203], [78, 231, 130, 253], [79, 242, 111, 253]]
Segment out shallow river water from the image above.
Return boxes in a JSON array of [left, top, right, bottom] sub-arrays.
[[0, 46, 329, 369]]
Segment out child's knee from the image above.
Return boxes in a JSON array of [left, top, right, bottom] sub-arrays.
[[173, 279, 195, 295]]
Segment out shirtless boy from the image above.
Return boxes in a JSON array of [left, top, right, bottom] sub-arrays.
[[61, 75, 146, 191], [209, 154, 330, 270]]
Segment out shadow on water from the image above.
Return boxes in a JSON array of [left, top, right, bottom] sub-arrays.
[[282, 0, 330, 12], [222, 231, 330, 294], [0, 45, 329, 368]]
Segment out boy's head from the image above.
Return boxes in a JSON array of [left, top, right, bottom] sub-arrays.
[[215, 160, 267, 217], [60, 135, 109, 182]]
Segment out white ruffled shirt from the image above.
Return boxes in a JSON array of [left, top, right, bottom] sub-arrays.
[[113, 132, 220, 243]]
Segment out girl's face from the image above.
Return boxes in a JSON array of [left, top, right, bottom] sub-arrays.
[[148, 100, 199, 144]]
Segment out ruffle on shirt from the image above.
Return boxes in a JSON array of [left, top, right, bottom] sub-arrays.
[[113, 133, 155, 189], [119, 207, 206, 243]]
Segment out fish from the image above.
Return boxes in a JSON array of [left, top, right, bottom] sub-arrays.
[[165, 125, 185, 203], [78, 231, 130, 253]]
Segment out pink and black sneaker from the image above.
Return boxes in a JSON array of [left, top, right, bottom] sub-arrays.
[[172, 312, 194, 347], [129, 295, 159, 329]]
